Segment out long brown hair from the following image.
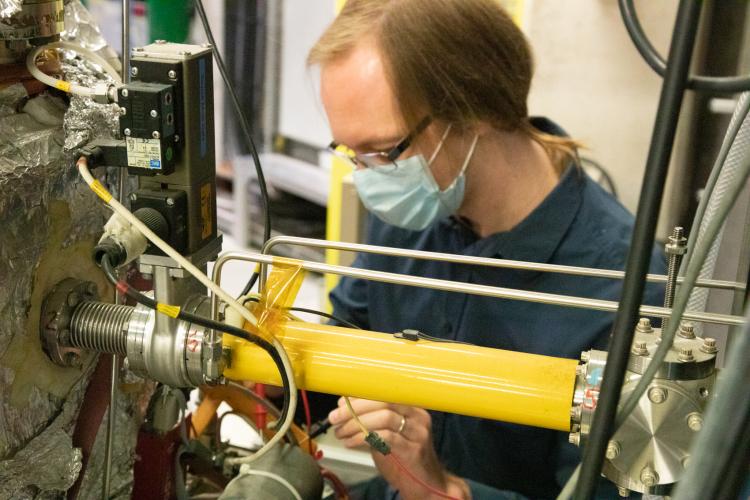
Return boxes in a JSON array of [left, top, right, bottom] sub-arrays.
[[309, 0, 580, 171]]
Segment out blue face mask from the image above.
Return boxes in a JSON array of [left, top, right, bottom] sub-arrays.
[[353, 126, 479, 231]]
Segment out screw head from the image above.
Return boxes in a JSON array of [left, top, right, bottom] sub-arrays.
[[636, 318, 653, 333], [605, 440, 621, 460], [173, 134, 180, 143], [130, 66, 138, 77], [168, 70, 177, 80], [617, 486, 630, 498], [129, 192, 137, 202], [119, 107, 127, 116], [568, 432, 580, 446], [700, 337, 718, 354], [85, 282, 98, 297], [648, 387, 667, 404], [632, 340, 649, 356], [66, 292, 80, 308], [124, 128, 131, 136], [679, 321, 696, 339], [121, 88, 129, 98], [678, 347, 694, 362], [640, 467, 659, 488], [150, 109, 158, 118], [570, 405, 582, 422], [166, 198, 175, 206], [152, 131, 161, 139], [687, 412, 703, 432]]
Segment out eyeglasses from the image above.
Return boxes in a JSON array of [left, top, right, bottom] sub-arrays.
[[328, 116, 432, 171]]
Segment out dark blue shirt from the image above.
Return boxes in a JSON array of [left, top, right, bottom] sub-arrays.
[[328, 119, 666, 499]]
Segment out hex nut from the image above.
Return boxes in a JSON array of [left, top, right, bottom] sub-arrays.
[[648, 387, 667, 404]]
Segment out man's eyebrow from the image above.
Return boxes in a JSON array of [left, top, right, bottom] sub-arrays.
[[348, 134, 404, 152]]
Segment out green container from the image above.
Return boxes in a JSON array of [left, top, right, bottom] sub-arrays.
[[148, 0, 193, 43]]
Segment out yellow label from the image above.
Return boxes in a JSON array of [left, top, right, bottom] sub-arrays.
[[157, 303, 181, 318], [55, 80, 72, 92], [200, 183, 212, 239], [90, 180, 113, 203]]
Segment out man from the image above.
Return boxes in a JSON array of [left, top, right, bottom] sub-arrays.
[[307, 1, 665, 498]]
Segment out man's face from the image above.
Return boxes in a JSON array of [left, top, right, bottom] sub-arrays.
[[320, 40, 466, 190]]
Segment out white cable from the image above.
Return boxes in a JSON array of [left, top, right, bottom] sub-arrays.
[[26, 45, 96, 97], [77, 157, 297, 464], [236, 468, 303, 500]]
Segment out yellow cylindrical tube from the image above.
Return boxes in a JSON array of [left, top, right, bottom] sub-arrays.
[[223, 322, 578, 431]]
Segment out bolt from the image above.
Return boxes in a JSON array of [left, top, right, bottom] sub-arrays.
[[121, 88, 129, 98], [166, 198, 175, 206], [66, 292, 80, 308], [119, 107, 127, 116], [65, 352, 82, 367], [130, 66, 138, 77], [580, 351, 591, 363], [648, 387, 667, 404], [700, 337, 718, 354], [617, 486, 630, 498], [666, 226, 688, 255], [568, 432, 580, 446], [636, 318, 653, 333], [150, 109, 158, 118], [605, 440, 621, 460], [679, 321, 696, 339], [570, 405, 582, 422], [687, 412, 703, 432], [152, 131, 161, 139], [632, 340, 649, 356], [640, 466, 659, 488], [678, 347, 694, 362], [174, 134, 180, 143], [168, 70, 177, 80], [129, 192, 137, 202], [59, 328, 71, 344], [124, 128, 131, 136]]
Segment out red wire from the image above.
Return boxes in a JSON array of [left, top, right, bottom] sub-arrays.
[[388, 453, 460, 500], [300, 389, 313, 454]]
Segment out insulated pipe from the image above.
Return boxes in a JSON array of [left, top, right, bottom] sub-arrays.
[[573, 2, 702, 498], [223, 321, 579, 432]]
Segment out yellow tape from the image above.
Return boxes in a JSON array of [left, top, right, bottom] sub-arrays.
[[55, 80, 72, 92], [157, 303, 181, 318], [90, 180, 113, 203]]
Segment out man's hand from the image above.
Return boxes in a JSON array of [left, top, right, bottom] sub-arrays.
[[328, 397, 470, 500]]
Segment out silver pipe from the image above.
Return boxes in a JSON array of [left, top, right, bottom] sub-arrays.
[[212, 251, 746, 327], [260, 235, 746, 292], [104, 3, 131, 496]]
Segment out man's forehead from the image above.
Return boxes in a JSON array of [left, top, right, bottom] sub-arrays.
[[320, 42, 405, 149]]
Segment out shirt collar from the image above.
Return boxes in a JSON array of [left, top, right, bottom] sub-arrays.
[[455, 117, 585, 262]]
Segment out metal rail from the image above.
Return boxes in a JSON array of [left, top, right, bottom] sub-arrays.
[[260, 235, 745, 292], [211, 251, 746, 328]]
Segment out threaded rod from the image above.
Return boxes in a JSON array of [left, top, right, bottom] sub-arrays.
[[70, 301, 134, 355]]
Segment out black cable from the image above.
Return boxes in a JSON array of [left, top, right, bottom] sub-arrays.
[[619, 0, 750, 93], [99, 254, 291, 428], [574, 2, 702, 498], [193, 0, 271, 298]]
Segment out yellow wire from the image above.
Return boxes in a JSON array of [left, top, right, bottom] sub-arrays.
[[344, 396, 369, 435]]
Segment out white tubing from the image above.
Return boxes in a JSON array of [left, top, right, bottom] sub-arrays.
[[78, 157, 297, 464], [236, 467, 303, 500], [27, 45, 95, 97]]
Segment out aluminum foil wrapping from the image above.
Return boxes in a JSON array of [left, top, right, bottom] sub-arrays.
[[0, 0, 22, 19], [0, 3, 149, 498]]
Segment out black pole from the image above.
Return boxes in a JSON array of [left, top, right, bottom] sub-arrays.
[[573, 1, 703, 498]]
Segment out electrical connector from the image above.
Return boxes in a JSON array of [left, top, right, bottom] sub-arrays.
[[365, 431, 391, 456]]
